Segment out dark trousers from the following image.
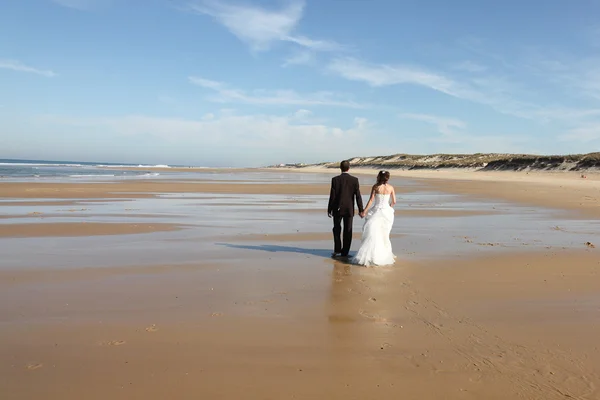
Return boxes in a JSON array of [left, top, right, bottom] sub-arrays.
[[333, 214, 354, 256]]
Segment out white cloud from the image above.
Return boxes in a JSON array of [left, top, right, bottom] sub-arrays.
[[399, 113, 466, 136], [188, 76, 363, 108], [282, 50, 315, 67], [185, 0, 344, 52], [39, 110, 371, 165], [282, 35, 344, 52], [189, 77, 223, 90], [0, 59, 56, 77], [293, 109, 312, 119]]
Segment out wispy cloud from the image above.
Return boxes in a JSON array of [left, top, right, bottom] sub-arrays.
[[329, 56, 600, 128], [0, 59, 56, 77], [282, 50, 314, 67], [328, 57, 524, 113], [184, 0, 344, 52], [328, 57, 470, 98], [189, 76, 363, 108], [282, 35, 344, 52], [399, 113, 466, 136]]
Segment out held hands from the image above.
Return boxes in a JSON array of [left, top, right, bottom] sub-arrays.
[[328, 211, 365, 218]]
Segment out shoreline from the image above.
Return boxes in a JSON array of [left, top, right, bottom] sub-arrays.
[[2, 167, 600, 219]]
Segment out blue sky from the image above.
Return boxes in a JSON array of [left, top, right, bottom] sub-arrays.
[[1, 0, 600, 167]]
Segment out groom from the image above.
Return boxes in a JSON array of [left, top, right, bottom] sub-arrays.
[[327, 160, 364, 258]]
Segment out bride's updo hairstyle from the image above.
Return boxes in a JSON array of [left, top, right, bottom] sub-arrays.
[[375, 170, 390, 187]]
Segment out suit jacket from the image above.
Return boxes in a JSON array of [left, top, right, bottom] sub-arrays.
[[328, 173, 364, 217]]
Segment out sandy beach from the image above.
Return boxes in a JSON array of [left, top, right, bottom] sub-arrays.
[[1, 168, 599, 399], [278, 166, 600, 218]]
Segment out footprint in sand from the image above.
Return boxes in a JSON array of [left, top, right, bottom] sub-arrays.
[[145, 325, 159, 333], [100, 340, 126, 346], [26, 363, 43, 370], [359, 310, 388, 323]]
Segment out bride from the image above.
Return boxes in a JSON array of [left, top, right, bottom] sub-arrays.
[[352, 170, 396, 267]]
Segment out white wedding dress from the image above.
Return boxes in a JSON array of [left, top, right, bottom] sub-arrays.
[[352, 193, 396, 267]]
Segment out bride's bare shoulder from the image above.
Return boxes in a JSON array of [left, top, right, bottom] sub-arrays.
[[384, 184, 395, 194]]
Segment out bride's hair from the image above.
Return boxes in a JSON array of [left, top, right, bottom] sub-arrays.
[[375, 170, 390, 188]]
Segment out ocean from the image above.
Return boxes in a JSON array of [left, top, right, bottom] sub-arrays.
[[0, 159, 173, 180]]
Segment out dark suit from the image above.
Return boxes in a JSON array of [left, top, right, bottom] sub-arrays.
[[327, 172, 364, 256]]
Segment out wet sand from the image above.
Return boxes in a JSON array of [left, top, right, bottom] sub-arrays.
[[4, 167, 599, 216], [0, 181, 333, 198], [1, 170, 600, 399], [0, 222, 181, 238], [412, 174, 600, 219], [1, 250, 598, 399], [288, 208, 498, 217], [218, 231, 405, 242]]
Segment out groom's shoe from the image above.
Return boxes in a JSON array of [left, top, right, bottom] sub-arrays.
[[331, 252, 342, 258]]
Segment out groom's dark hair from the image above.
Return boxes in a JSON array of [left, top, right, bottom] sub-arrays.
[[340, 160, 350, 172]]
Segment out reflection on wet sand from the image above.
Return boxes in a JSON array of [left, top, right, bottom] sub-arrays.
[[327, 261, 398, 367]]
